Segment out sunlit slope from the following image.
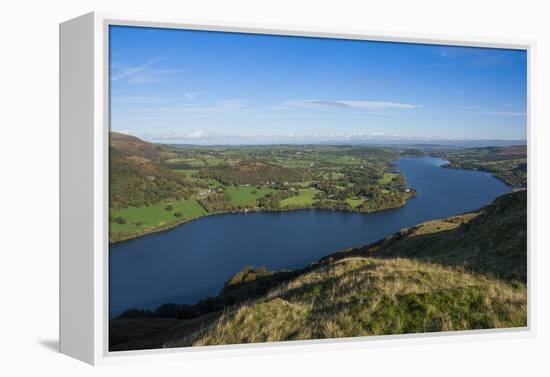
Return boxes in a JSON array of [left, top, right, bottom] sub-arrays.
[[326, 190, 527, 281]]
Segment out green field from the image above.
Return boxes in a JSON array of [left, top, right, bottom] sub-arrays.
[[280, 189, 319, 208], [346, 197, 366, 208], [225, 186, 274, 207], [110, 198, 206, 235], [378, 172, 398, 185], [108, 132, 423, 242]]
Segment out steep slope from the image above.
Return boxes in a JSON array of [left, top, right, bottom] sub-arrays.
[[110, 131, 161, 161], [191, 257, 525, 346], [325, 190, 527, 281], [109, 132, 194, 208]]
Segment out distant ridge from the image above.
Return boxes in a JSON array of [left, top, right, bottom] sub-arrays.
[[315, 139, 527, 148], [158, 139, 527, 148]]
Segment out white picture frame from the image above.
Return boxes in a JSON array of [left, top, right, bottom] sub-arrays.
[[59, 11, 535, 365]]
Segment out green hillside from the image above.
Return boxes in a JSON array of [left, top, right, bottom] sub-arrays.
[[109, 132, 194, 209], [191, 257, 525, 346]]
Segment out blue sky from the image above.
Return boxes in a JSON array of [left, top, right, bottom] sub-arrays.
[[109, 25, 527, 145]]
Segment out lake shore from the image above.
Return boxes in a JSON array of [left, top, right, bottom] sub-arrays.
[[110, 189, 417, 244], [109, 156, 512, 317]]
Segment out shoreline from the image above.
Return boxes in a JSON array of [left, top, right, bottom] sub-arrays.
[[109, 190, 417, 245], [440, 163, 524, 188], [110, 157, 519, 245]]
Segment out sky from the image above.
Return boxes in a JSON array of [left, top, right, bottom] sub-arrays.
[[109, 25, 527, 145]]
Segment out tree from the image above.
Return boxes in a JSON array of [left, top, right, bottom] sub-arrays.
[[165, 204, 174, 211], [113, 216, 126, 224]]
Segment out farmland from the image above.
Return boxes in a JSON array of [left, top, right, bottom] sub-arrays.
[[108, 132, 417, 243]]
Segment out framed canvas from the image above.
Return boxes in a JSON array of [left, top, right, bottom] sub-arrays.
[[60, 12, 534, 365]]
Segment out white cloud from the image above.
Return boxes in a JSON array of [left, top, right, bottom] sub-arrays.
[[186, 130, 209, 139], [141, 130, 212, 141], [285, 99, 420, 110]]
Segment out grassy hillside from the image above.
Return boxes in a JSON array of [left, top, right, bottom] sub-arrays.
[[110, 190, 527, 350], [326, 189, 527, 281], [190, 257, 525, 346], [110, 131, 161, 161]]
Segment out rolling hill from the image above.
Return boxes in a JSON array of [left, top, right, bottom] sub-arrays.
[[109, 132, 194, 208]]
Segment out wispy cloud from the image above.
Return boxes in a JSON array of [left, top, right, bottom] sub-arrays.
[[135, 99, 246, 114], [436, 46, 514, 68], [111, 56, 162, 81], [111, 55, 184, 83], [285, 99, 421, 110]]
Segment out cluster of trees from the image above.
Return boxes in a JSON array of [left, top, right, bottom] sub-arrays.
[[316, 199, 352, 211], [314, 173, 406, 202], [112, 216, 127, 224], [197, 161, 310, 185], [198, 192, 235, 213], [257, 190, 297, 210], [359, 188, 416, 212]]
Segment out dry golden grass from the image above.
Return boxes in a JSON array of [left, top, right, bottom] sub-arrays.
[[189, 257, 526, 346]]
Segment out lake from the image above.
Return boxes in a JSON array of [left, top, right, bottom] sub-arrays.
[[109, 157, 511, 317]]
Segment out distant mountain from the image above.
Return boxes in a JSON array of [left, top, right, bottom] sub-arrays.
[[161, 138, 527, 149], [317, 139, 527, 148]]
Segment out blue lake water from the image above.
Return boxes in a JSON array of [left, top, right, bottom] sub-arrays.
[[109, 157, 511, 317]]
